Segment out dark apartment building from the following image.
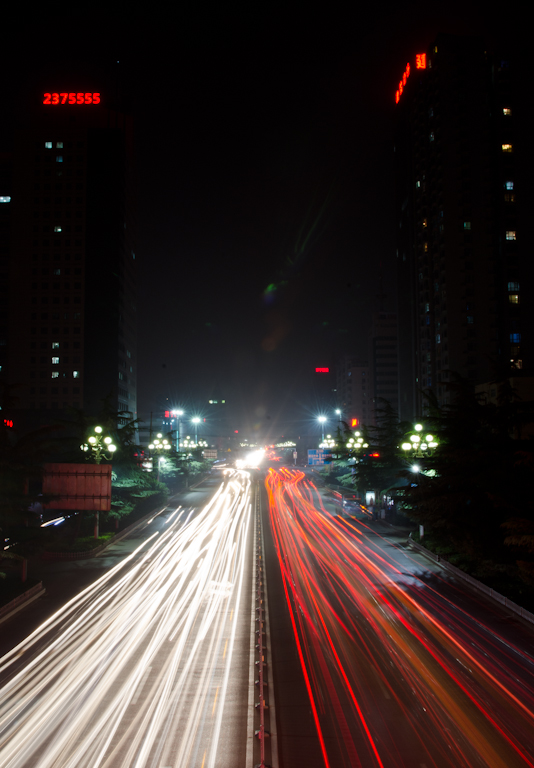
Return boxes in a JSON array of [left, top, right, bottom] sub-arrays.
[[336, 355, 370, 429], [369, 311, 399, 422], [395, 34, 528, 420], [1, 89, 137, 432]]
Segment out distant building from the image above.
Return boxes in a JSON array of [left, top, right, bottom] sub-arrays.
[[369, 311, 399, 424], [395, 34, 528, 419], [336, 355, 370, 428], [1, 90, 137, 432]]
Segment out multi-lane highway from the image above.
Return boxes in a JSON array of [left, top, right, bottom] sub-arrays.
[[2, 464, 534, 768], [0, 470, 253, 768], [265, 467, 534, 768]]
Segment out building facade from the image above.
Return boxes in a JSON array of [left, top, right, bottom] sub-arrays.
[[2, 90, 137, 432], [395, 34, 525, 420], [336, 355, 370, 429]]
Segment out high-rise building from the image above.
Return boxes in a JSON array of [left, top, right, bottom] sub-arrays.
[[395, 34, 527, 420], [336, 355, 370, 429], [369, 311, 399, 423], [2, 89, 137, 432]]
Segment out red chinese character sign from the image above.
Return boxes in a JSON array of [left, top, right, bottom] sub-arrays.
[[395, 54, 426, 103], [43, 93, 101, 105], [416, 53, 427, 70]]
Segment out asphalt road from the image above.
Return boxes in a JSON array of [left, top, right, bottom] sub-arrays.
[[0, 470, 254, 768], [263, 466, 534, 768]]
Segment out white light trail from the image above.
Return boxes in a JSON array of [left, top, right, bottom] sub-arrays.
[[0, 471, 252, 768]]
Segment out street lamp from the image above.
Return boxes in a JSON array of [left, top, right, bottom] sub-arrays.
[[80, 425, 117, 464], [318, 415, 327, 442], [148, 433, 172, 482], [191, 416, 201, 444], [80, 426, 117, 539], [319, 434, 337, 452]]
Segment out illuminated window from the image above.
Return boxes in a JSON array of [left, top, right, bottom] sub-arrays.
[[463, 221, 471, 230], [52, 356, 59, 364], [504, 193, 515, 202], [502, 143, 513, 152], [54, 225, 62, 232], [52, 342, 59, 348], [429, 132, 435, 141], [72, 371, 79, 378], [510, 333, 521, 343], [506, 230, 517, 240], [44, 142, 52, 149], [509, 294, 519, 304], [467, 316, 474, 324], [0, 196, 11, 203], [416, 180, 421, 188], [56, 141, 63, 148], [508, 281, 520, 291], [505, 181, 514, 190], [503, 108, 511, 116], [56, 156, 63, 163], [422, 218, 427, 228], [424, 242, 428, 252]]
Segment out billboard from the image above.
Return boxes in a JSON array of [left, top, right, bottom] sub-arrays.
[[43, 464, 112, 511]]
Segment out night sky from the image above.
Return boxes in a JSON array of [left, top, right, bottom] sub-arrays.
[[3, 2, 528, 441]]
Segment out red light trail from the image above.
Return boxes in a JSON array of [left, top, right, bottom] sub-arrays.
[[266, 468, 534, 768]]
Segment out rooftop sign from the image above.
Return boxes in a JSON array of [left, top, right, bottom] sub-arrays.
[[43, 92, 101, 105], [395, 54, 426, 103]]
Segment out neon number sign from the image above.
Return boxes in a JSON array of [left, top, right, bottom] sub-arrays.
[[43, 92, 101, 105], [395, 54, 426, 103], [315, 367, 329, 373]]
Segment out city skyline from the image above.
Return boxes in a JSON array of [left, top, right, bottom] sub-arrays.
[[1, 3, 531, 442]]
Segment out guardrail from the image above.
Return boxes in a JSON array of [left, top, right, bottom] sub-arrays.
[[254, 489, 269, 767], [407, 538, 534, 626]]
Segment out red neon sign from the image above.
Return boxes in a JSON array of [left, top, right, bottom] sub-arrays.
[[416, 53, 427, 70], [351, 418, 359, 428], [3, 419, 13, 428], [315, 367, 329, 373], [43, 92, 101, 105], [395, 54, 426, 103]]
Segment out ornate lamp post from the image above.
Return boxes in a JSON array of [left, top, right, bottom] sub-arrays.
[[148, 433, 172, 482], [401, 422, 439, 468], [81, 425, 117, 464], [80, 426, 117, 538]]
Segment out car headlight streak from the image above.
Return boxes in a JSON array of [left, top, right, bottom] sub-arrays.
[[0, 472, 252, 768]]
